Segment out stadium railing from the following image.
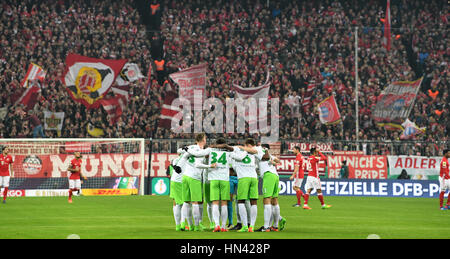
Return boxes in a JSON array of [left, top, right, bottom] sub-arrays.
[[146, 139, 449, 156]]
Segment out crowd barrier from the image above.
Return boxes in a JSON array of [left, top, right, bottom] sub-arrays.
[[147, 139, 449, 157], [278, 178, 447, 198]]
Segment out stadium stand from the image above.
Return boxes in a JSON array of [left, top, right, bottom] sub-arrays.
[[0, 0, 448, 153]]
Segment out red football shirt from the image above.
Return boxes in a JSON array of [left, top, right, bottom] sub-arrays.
[[306, 152, 326, 178], [0, 154, 13, 177], [69, 158, 82, 180], [294, 153, 305, 178], [440, 157, 449, 179]]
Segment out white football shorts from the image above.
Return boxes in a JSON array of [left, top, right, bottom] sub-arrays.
[[0, 176, 10, 187], [69, 179, 81, 189], [304, 176, 321, 191], [293, 178, 304, 188], [439, 177, 450, 192]]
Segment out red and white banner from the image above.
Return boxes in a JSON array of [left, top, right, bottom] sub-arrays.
[[99, 95, 127, 125], [232, 71, 271, 100], [11, 153, 149, 178], [149, 153, 179, 177], [287, 142, 334, 153], [232, 71, 271, 131], [169, 63, 207, 109], [158, 91, 180, 129], [387, 156, 442, 179], [327, 155, 388, 179], [21, 63, 46, 88], [302, 83, 316, 111], [9, 153, 181, 179], [318, 95, 341, 125], [63, 53, 127, 109]]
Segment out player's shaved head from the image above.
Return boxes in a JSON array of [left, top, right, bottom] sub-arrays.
[[216, 138, 226, 145]]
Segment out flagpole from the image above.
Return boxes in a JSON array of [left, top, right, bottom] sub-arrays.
[[355, 26, 360, 151]]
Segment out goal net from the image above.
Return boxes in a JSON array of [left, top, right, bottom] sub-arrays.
[[0, 138, 146, 196]]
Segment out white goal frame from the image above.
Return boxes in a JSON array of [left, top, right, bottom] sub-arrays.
[[0, 138, 146, 196]]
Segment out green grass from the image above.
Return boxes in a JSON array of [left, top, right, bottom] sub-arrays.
[[0, 195, 449, 239]]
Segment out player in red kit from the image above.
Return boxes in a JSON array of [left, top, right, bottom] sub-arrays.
[[303, 147, 331, 210], [290, 146, 306, 207], [0, 147, 14, 204], [67, 151, 87, 203], [439, 149, 450, 210]]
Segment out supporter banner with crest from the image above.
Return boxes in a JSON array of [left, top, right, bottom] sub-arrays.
[[63, 53, 127, 109], [372, 78, 423, 130], [318, 95, 341, 125], [43, 111, 64, 131], [115, 63, 145, 86]]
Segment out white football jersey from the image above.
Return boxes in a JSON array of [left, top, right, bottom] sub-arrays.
[[207, 147, 247, 181], [232, 152, 258, 179]]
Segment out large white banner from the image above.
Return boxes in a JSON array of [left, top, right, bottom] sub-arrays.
[[387, 156, 442, 180], [169, 63, 207, 110]]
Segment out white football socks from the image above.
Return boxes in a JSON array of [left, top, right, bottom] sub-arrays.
[[264, 204, 272, 228], [173, 204, 182, 226], [221, 205, 228, 228]]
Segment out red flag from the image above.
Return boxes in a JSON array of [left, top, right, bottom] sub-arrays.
[[158, 91, 180, 129], [382, 0, 391, 51], [318, 95, 341, 124], [145, 63, 153, 97], [14, 81, 41, 111]]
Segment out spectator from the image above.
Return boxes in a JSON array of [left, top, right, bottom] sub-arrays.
[[339, 160, 349, 179], [397, 169, 411, 180], [27, 110, 44, 138]]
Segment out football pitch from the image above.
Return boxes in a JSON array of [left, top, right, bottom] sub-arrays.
[[0, 195, 448, 239]]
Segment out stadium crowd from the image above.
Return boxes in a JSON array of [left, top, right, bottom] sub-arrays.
[[0, 0, 448, 154]]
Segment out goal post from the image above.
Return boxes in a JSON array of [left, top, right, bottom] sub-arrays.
[[0, 138, 147, 196]]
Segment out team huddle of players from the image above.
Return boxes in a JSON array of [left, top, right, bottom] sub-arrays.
[[168, 133, 285, 232], [168, 133, 333, 233]]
